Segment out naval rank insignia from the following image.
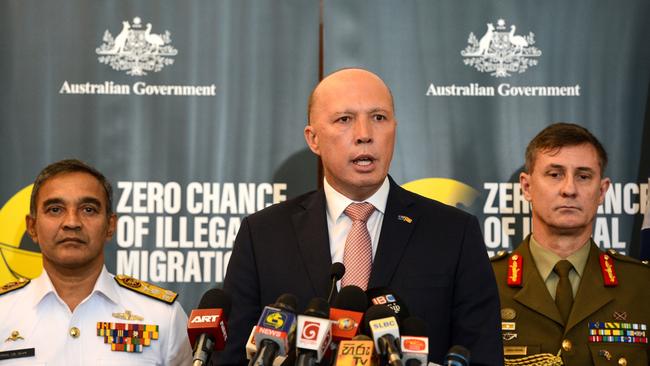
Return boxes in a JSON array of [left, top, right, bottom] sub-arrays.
[[97, 322, 159, 352], [114, 275, 178, 304], [0, 278, 30, 296]]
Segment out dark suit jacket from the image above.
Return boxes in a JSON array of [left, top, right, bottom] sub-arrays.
[[492, 236, 650, 365], [216, 178, 503, 365]]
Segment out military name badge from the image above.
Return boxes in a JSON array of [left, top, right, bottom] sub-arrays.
[[97, 322, 159, 352], [598, 253, 618, 287], [114, 275, 178, 303], [507, 254, 523, 287], [588, 322, 648, 344]]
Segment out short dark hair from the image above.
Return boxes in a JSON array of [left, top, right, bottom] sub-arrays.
[[525, 122, 608, 175], [29, 159, 113, 216]]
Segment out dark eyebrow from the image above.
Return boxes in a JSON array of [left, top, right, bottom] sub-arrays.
[[42, 198, 64, 208], [42, 197, 103, 208]]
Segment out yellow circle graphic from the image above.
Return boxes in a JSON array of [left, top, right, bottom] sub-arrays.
[[402, 178, 479, 208], [0, 185, 43, 284]]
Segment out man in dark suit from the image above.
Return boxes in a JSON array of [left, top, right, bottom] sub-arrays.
[[218, 68, 503, 365]]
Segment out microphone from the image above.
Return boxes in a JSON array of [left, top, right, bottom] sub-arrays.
[[399, 317, 428, 366], [365, 305, 402, 366], [296, 297, 333, 366], [328, 262, 346, 304], [335, 335, 375, 366], [330, 285, 367, 342], [187, 288, 232, 366], [366, 287, 410, 323], [444, 346, 470, 366], [251, 294, 298, 366]]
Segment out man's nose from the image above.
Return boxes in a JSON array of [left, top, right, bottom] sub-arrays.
[[354, 117, 373, 144], [560, 176, 577, 197], [62, 210, 82, 230]]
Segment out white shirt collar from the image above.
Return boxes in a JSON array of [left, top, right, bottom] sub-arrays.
[[30, 265, 120, 308], [323, 176, 390, 222]]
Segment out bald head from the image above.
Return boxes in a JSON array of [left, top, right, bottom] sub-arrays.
[[307, 68, 394, 125]]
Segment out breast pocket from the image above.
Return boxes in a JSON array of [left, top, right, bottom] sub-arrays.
[[588, 343, 648, 366]]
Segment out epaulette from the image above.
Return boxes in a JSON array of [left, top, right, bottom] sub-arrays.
[[605, 249, 650, 268], [114, 275, 178, 304], [490, 250, 509, 262], [0, 278, 30, 296]]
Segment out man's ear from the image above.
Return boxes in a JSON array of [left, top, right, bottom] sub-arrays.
[[106, 214, 117, 240], [304, 124, 320, 156], [520, 171, 533, 202], [25, 214, 38, 244]]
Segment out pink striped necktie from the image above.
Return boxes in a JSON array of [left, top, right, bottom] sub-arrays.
[[341, 202, 376, 290]]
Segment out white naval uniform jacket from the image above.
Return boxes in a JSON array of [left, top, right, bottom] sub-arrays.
[[0, 267, 192, 366]]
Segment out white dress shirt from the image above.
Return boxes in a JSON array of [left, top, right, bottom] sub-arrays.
[[323, 177, 390, 280], [0, 266, 192, 366]]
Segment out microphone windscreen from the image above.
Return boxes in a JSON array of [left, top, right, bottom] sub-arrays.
[[275, 293, 298, 313], [330, 262, 346, 280], [197, 288, 232, 317], [446, 345, 471, 366], [334, 286, 368, 312], [366, 287, 410, 321], [401, 317, 427, 336], [304, 297, 330, 318], [362, 304, 397, 336]]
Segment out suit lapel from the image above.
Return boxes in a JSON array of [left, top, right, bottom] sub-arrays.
[[565, 242, 613, 333], [369, 179, 417, 288], [513, 238, 564, 326], [292, 190, 332, 298]]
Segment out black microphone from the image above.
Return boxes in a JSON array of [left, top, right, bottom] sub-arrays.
[[327, 262, 346, 304], [444, 345, 470, 366], [364, 305, 402, 366], [400, 317, 428, 366], [251, 294, 298, 366], [296, 297, 332, 366], [187, 288, 232, 366], [366, 287, 410, 323]]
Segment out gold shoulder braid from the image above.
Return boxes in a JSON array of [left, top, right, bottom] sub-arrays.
[[114, 275, 178, 304], [505, 353, 563, 366], [0, 278, 30, 296]]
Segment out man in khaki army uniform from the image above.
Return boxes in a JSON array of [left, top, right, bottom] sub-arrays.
[[0, 159, 192, 365], [492, 123, 650, 366]]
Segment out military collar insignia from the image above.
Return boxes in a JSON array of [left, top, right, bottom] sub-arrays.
[[114, 275, 178, 304], [599, 253, 618, 287], [0, 278, 30, 296], [507, 254, 523, 287]]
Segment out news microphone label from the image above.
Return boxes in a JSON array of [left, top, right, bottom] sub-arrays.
[[300, 321, 320, 341], [190, 315, 220, 323], [402, 337, 427, 351], [370, 318, 397, 330]]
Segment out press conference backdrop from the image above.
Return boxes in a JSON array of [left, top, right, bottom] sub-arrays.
[[1, 0, 648, 311]]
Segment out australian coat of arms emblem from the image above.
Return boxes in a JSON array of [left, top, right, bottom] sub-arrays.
[[461, 19, 541, 77], [96, 17, 178, 76]]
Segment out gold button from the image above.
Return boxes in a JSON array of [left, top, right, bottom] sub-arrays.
[[561, 339, 572, 352], [69, 327, 80, 338], [618, 357, 627, 366]]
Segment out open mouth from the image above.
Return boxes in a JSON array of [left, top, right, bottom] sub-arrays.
[[352, 156, 375, 166]]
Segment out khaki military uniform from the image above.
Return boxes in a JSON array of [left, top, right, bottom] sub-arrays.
[[492, 236, 650, 366]]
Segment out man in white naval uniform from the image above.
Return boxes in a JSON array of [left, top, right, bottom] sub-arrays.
[[0, 159, 192, 365]]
